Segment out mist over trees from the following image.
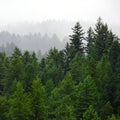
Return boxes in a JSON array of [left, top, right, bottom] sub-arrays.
[[0, 31, 68, 56], [0, 18, 120, 120]]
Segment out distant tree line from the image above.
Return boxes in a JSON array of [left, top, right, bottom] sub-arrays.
[[0, 18, 120, 120], [0, 31, 66, 55]]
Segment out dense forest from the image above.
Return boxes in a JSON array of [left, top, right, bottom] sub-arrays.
[[0, 18, 120, 120]]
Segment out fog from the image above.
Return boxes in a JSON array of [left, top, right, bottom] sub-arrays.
[[0, 0, 120, 25], [0, 0, 119, 55]]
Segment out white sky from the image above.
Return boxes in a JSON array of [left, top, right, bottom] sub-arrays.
[[0, 0, 119, 25]]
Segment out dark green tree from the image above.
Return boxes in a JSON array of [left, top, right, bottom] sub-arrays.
[[63, 42, 76, 73], [69, 22, 85, 54], [9, 82, 31, 120], [113, 55, 120, 114], [0, 53, 8, 94], [70, 52, 85, 84], [107, 114, 120, 120], [49, 72, 76, 119], [75, 75, 99, 119], [83, 105, 100, 120], [94, 18, 109, 60], [96, 55, 113, 100], [23, 51, 39, 92], [86, 27, 94, 54], [31, 77, 47, 120], [109, 40, 120, 72], [6, 48, 24, 93], [96, 55, 114, 119], [0, 96, 8, 120]]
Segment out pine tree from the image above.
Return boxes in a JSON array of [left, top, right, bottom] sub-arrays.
[[86, 27, 94, 54], [96, 55, 114, 119], [109, 40, 120, 72], [64, 42, 76, 73], [113, 55, 120, 114], [75, 75, 99, 119], [70, 52, 85, 84], [23, 51, 39, 92], [94, 18, 109, 60], [107, 114, 120, 120], [6, 48, 24, 93], [0, 96, 8, 120], [96, 55, 113, 101], [0, 53, 8, 94], [9, 82, 31, 120], [31, 77, 47, 120], [83, 105, 100, 120], [69, 22, 85, 54], [100, 101, 113, 119], [49, 72, 76, 119]]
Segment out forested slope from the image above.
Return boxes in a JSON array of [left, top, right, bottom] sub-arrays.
[[0, 18, 120, 120]]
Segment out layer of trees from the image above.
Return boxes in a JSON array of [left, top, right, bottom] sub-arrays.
[[0, 18, 120, 120], [0, 32, 66, 56]]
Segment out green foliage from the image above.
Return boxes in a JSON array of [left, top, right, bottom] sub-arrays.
[[0, 19, 120, 120], [107, 114, 120, 120], [6, 48, 24, 93], [49, 72, 76, 120], [70, 52, 85, 84], [100, 102, 113, 119], [75, 75, 99, 119], [83, 105, 100, 120], [69, 22, 85, 53], [31, 77, 47, 120], [0, 96, 8, 120], [94, 17, 113, 60], [96, 55, 113, 94], [109, 40, 120, 71], [40, 48, 64, 85], [9, 82, 31, 120], [23, 51, 39, 92], [86, 27, 94, 54], [64, 43, 76, 73], [114, 55, 120, 114], [0, 53, 8, 94]]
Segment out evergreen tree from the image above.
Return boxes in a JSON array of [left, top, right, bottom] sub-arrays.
[[86, 27, 94, 54], [9, 82, 31, 120], [109, 40, 120, 72], [96, 55, 113, 101], [107, 114, 120, 120], [6, 48, 24, 93], [39, 57, 46, 84], [100, 101, 113, 120], [113, 55, 120, 114], [83, 105, 100, 120], [94, 18, 109, 60], [86, 56, 96, 79], [75, 75, 99, 119], [96, 55, 114, 119], [44, 59, 63, 86], [70, 52, 85, 84], [0, 53, 8, 94], [63, 42, 76, 73], [69, 22, 85, 54], [31, 77, 47, 120], [0, 96, 8, 120], [49, 72, 76, 119], [105, 31, 114, 53], [23, 51, 39, 92]]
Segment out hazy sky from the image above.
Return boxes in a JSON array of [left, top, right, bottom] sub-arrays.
[[0, 0, 119, 25]]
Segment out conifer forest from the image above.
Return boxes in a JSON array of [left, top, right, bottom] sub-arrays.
[[0, 18, 120, 120]]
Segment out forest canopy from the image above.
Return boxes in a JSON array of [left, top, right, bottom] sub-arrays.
[[0, 18, 120, 120]]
